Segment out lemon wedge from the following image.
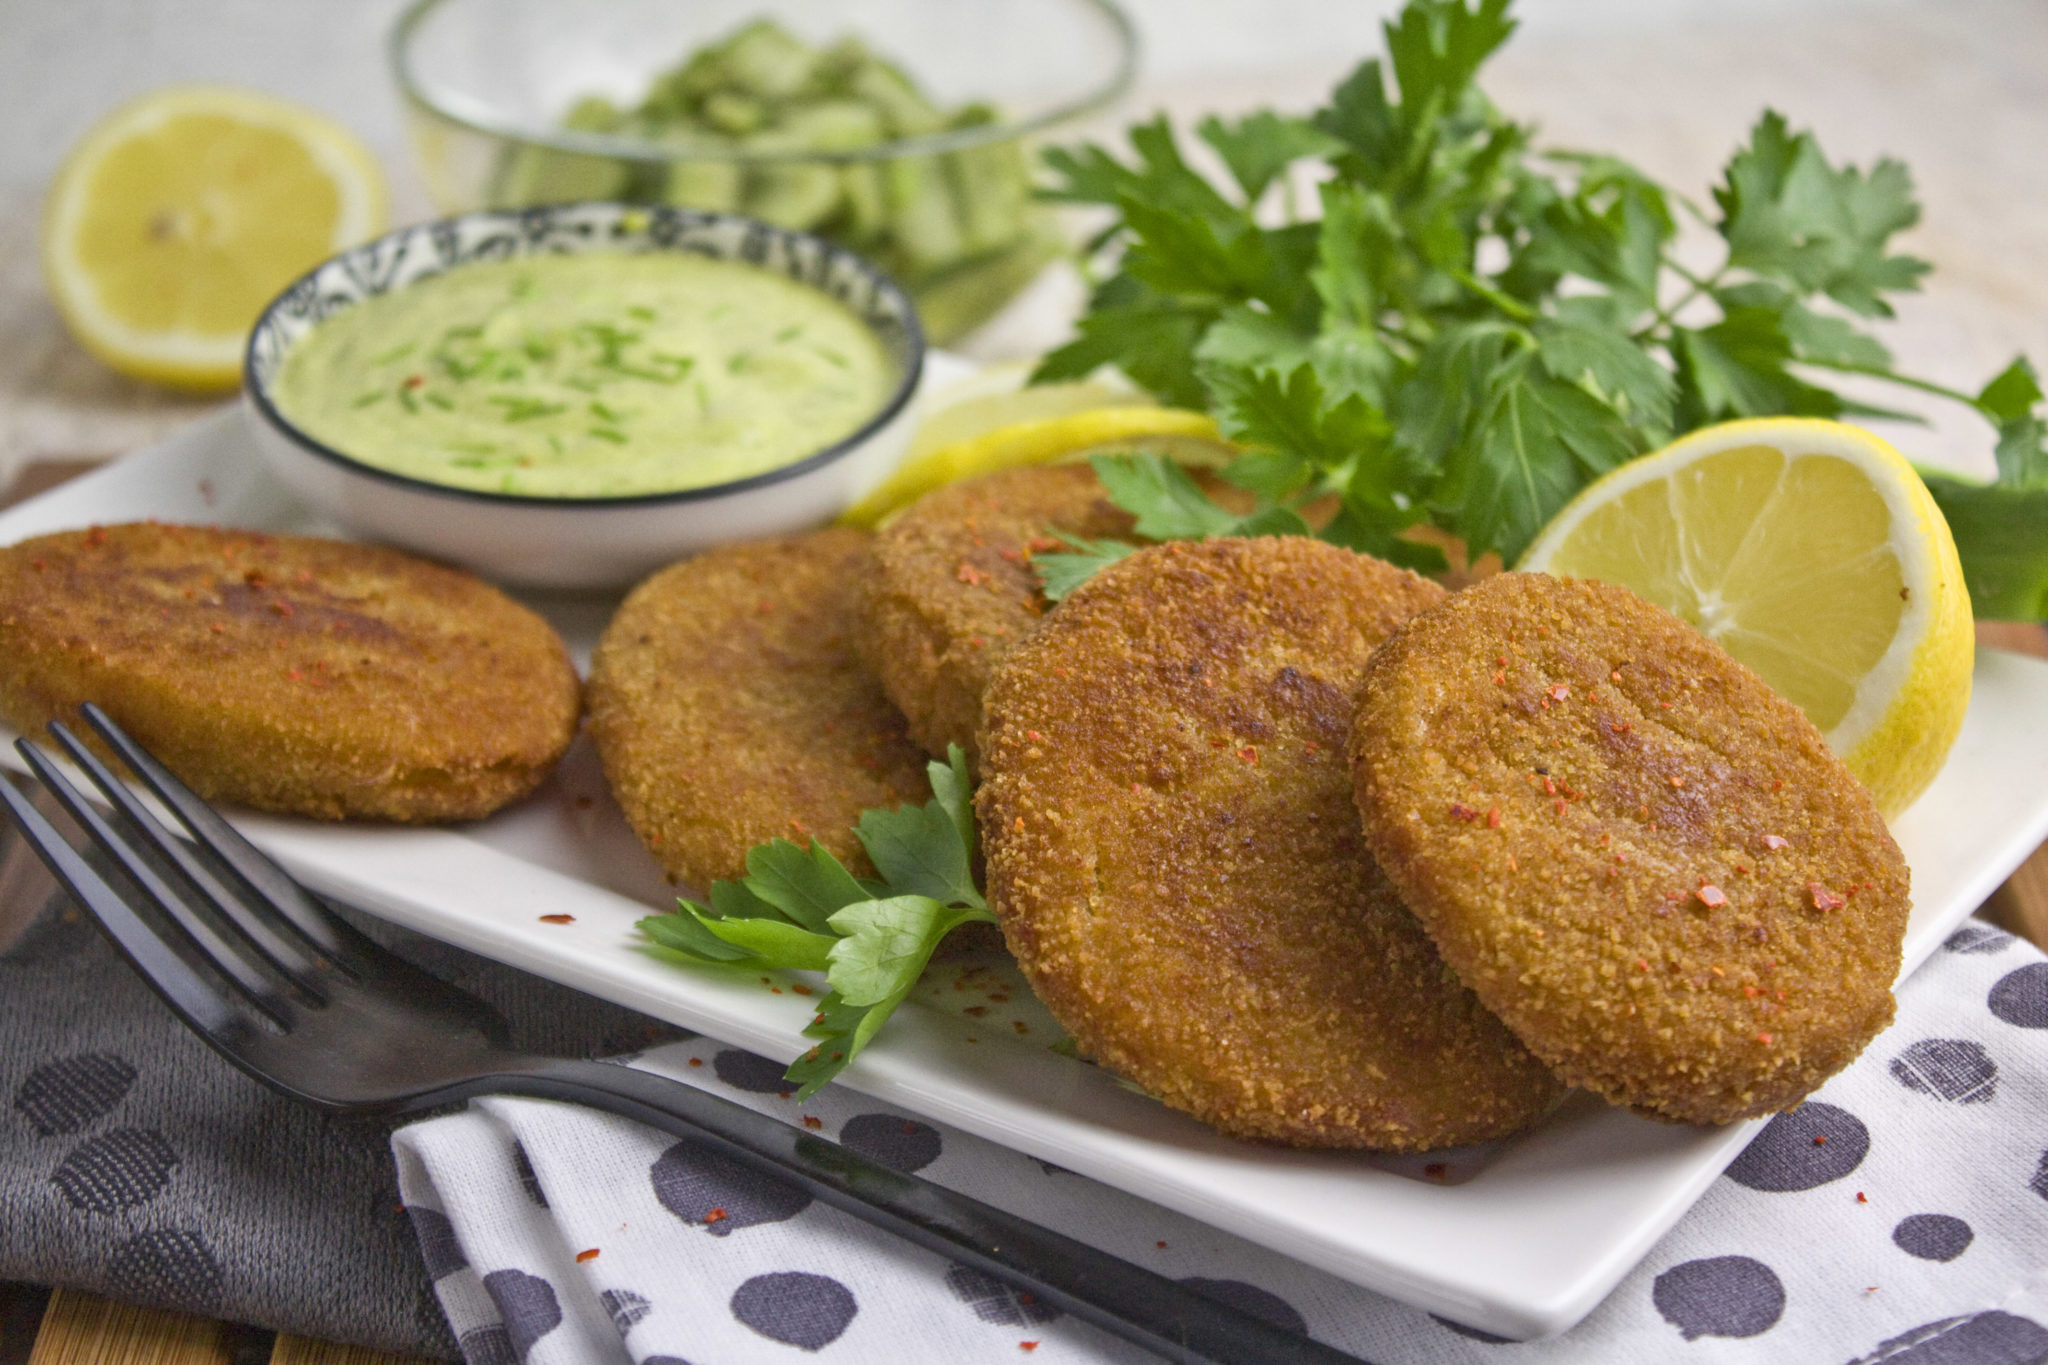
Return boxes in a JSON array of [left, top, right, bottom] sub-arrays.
[[842, 361, 1229, 527], [42, 86, 388, 393], [1518, 418, 1973, 818]]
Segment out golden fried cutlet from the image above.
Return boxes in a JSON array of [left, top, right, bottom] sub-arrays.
[[863, 464, 1140, 770], [587, 528, 930, 889], [0, 522, 579, 821], [1350, 572, 1911, 1126], [977, 537, 1565, 1149]]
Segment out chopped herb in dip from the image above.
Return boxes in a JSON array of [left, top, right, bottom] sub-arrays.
[[271, 253, 893, 497]]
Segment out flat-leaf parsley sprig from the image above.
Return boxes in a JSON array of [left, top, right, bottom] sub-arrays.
[[637, 746, 994, 1097], [1031, 0, 2048, 618]]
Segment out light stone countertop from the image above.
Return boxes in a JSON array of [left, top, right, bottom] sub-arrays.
[[2, 0, 2043, 485]]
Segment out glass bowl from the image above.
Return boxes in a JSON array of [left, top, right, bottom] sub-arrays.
[[242, 203, 925, 590], [388, 0, 1137, 344]]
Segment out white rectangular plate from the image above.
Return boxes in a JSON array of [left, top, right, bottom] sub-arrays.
[[7, 406, 2048, 1340]]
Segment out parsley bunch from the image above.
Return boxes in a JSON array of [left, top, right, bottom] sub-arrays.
[[1033, 0, 2048, 617], [638, 747, 994, 1097]]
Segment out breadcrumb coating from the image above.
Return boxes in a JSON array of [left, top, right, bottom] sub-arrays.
[[978, 537, 1564, 1149], [864, 464, 1141, 770], [588, 528, 929, 889], [0, 522, 578, 821], [1350, 572, 1910, 1125]]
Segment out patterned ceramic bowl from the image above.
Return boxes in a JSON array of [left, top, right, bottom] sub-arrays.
[[243, 202, 925, 589]]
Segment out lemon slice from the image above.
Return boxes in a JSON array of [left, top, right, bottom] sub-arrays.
[[1518, 418, 1973, 817], [842, 361, 1228, 527], [42, 86, 388, 393]]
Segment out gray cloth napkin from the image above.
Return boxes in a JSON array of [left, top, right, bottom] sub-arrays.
[[0, 817, 681, 1360]]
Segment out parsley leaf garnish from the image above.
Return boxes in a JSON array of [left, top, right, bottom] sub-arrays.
[[1033, 0, 2048, 619], [637, 746, 996, 1097]]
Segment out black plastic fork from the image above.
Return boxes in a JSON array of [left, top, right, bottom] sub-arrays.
[[0, 705, 1370, 1365]]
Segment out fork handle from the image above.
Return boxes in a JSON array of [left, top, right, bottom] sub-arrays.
[[440, 1058, 1367, 1365]]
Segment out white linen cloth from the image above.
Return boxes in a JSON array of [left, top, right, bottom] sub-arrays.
[[393, 919, 2048, 1364]]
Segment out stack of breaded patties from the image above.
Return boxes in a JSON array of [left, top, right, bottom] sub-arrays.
[[584, 459, 1911, 1147]]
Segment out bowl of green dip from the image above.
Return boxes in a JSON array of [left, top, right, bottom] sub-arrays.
[[245, 201, 925, 588]]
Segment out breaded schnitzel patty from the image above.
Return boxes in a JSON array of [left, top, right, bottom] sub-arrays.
[[1350, 572, 1911, 1125], [863, 464, 1141, 769], [588, 529, 930, 889], [977, 537, 1564, 1149], [0, 522, 578, 821]]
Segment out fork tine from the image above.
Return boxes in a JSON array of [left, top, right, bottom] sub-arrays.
[[77, 703, 354, 964], [0, 768, 243, 1038], [15, 738, 296, 1027], [44, 720, 328, 1000]]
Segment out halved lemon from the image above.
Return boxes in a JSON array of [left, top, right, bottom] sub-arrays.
[[841, 361, 1229, 527], [1518, 418, 1973, 818], [42, 86, 388, 393]]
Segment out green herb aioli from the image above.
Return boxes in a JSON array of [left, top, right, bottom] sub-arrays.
[[271, 253, 893, 497]]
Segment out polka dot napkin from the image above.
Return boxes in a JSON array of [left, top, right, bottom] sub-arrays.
[[394, 919, 2048, 1364]]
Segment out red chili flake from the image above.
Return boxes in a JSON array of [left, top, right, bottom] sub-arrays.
[[1658, 701, 1673, 709], [1856, 1191, 1868, 1204], [1020, 1344, 1040, 1353], [1669, 776, 1686, 789], [704, 1208, 729, 1225], [211, 622, 226, 634], [1761, 834, 1789, 850], [1487, 807, 1502, 829], [1813, 1134, 1829, 1146], [1773, 779, 1784, 790], [29, 558, 46, 571], [1808, 882, 1846, 911], [1026, 729, 1044, 742], [1449, 802, 1480, 821], [1497, 656, 1508, 667], [1610, 670, 1622, 683], [1614, 853, 1628, 864], [1237, 746, 1259, 765], [286, 668, 302, 681], [770, 987, 782, 995], [1210, 737, 1227, 748], [404, 374, 424, 389], [1555, 799, 1566, 816], [1735, 864, 1750, 874], [1744, 985, 1759, 998], [1423, 1162, 1449, 1180], [1508, 855, 1520, 872], [1131, 782, 1143, 794], [956, 561, 991, 586], [963, 1005, 989, 1018], [1156, 1240, 1169, 1249], [688, 1058, 702, 1067], [1012, 816, 1025, 832], [788, 818, 809, 837], [270, 599, 295, 617], [1611, 721, 1632, 733], [1756, 1032, 1774, 1045], [1697, 885, 1726, 908], [1542, 776, 1557, 796], [803, 1116, 822, 1129], [1492, 671, 1506, 686], [757, 599, 776, 614], [1547, 684, 1570, 701], [538, 914, 575, 925], [792, 984, 813, 996], [575, 1248, 600, 1263], [1637, 960, 1651, 972]]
